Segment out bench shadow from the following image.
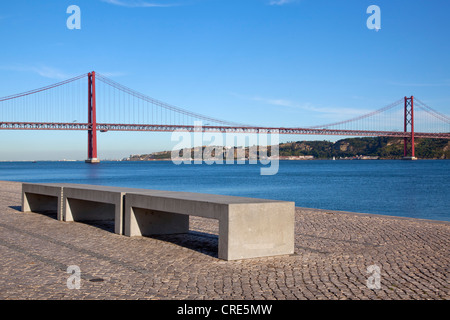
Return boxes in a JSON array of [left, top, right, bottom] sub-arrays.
[[10, 205, 218, 258], [74, 221, 218, 258], [75, 221, 218, 258], [77, 220, 116, 233], [148, 231, 219, 259], [34, 211, 58, 219], [11, 203, 219, 258], [11, 206, 58, 220]]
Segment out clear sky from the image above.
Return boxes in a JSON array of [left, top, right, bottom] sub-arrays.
[[0, 0, 449, 160]]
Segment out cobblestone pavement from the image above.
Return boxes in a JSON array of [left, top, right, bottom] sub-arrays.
[[0, 180, 448, 300]]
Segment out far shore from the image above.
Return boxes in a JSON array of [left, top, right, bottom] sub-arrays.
[[1, 158, 449, 162]]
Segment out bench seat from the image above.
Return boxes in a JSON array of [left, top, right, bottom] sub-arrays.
[[124, 191, 295, 260], [61, 183, 166, 235]]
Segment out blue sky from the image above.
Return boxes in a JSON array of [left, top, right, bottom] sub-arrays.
[[0, 0, 449, 160]]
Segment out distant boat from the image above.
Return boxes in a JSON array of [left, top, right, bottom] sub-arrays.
[[332, 156, 336, 161]]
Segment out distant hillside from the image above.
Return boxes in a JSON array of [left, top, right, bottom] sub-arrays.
[[279, 137, 450, 159], [123, 137, 450, 161]]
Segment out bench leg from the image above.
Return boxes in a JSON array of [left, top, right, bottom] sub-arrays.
[[21, 192, 31, 213], [219, 203, 295, 260]]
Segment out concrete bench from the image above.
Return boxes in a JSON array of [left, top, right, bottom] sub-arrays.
[[21, 182, 166, 235], [22, 183, 64, 220], [21, 182, 295, 260], [124, 191, 295, 260], [61, 184, 163, 235]]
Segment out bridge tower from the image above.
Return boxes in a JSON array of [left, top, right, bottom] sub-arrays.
[[86, 71, 100, 163], [403, 96, 417, 160]]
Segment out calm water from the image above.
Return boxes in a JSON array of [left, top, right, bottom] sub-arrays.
[[0, 160, 449, 222]]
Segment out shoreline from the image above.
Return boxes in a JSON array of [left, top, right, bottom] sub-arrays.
[[2, 179, 449, 225], [1, 158, 449, 162], [295, 206, 450, 225]]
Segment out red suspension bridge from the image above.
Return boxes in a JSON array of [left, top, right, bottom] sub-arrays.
[[1, 71, 449, 162]]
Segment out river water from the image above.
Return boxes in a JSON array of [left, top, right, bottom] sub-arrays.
[[1, 160, 448, 222]]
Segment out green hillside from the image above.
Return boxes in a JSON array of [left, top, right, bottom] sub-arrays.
[[279, 137, 450, 159], [125, 137, 450, 161]]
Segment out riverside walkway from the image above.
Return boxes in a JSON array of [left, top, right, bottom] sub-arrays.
[[0, 180, 448, 300]]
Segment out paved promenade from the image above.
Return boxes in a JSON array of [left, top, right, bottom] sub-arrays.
[[0, 180, 448, 300]]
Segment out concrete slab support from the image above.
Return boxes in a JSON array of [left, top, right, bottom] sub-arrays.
[[21, 183, 64, 220], [124, 192, 295, 260], [62, 185, 127, 235]]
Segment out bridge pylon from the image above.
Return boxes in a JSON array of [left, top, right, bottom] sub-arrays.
[[402, 96, 417, 160], [86, 71, 100, 164]]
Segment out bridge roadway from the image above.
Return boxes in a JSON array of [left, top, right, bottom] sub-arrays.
[[0, 180, 448, 300], [1, 121, 449, 139]]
